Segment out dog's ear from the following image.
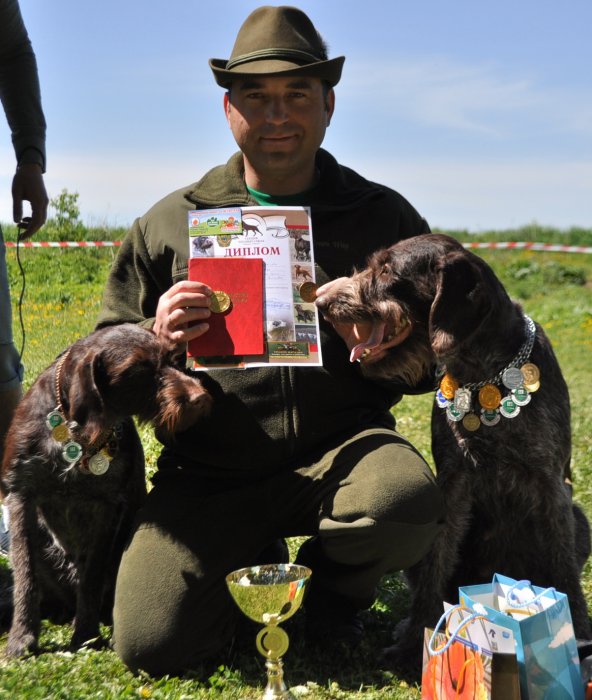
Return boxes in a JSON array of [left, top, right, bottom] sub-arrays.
[[428, 251, 494, 358], [67, 349, 107, 443], [154, 367, 212, 435]]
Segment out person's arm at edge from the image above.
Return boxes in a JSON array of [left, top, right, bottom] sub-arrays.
[[0, 0, 48, 237]]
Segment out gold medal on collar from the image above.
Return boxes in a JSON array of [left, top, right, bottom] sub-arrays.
[[440, 374, 459, 400], [478, 384, 502, 410], [462, 413, 481, 432], [521, 362, 540, 385], [51, 423, 69, 442]]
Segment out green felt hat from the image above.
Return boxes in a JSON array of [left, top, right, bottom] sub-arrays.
[[209, 6, 345, 88]]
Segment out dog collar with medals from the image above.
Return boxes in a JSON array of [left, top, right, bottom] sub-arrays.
[[436, 315, 540, 432], [45, 350, 120, 475]]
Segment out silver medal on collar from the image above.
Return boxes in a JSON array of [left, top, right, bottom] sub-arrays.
[[88, 452, 111, 476], [454, 387, 472, 413], [502, 367, 524, 390]]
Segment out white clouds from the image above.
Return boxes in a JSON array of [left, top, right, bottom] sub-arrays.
[[341, 56, 592, 140]]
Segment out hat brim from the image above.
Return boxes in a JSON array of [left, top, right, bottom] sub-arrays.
[[209, 56, 345, 88]]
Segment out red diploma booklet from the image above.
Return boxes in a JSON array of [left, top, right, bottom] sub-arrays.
[[187, 257, 265, 358]]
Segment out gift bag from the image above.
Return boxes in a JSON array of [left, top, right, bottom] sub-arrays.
[[459, 573, 584, 700], [421, 604, 520, 700]]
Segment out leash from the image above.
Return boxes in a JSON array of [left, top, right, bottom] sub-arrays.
[[15, 227, 27, 363]]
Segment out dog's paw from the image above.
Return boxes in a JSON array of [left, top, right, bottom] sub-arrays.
[[391, 615, 414, 644], [378, 640, 423, 682], [5, 631, 38, 658], [378, 616, 424, 681], [70, 625, 103, 650]]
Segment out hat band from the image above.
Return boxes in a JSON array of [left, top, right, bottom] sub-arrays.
[[226, 47, 321, 70]]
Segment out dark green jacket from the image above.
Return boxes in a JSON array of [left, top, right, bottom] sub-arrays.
[[97, 149, 430, 479]]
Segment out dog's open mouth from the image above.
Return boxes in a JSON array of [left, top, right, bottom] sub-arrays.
[[330, 317, 412, 364]]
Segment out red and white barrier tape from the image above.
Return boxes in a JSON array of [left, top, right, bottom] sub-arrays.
[[3, 240, 592, 253], [4, 240, 121, 247], [462, 241, 592, 254]]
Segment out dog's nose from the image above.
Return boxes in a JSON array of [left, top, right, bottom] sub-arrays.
[[314, 277, 349, 311]]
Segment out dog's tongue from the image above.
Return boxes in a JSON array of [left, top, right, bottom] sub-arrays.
[[349, 321, 386, 363]]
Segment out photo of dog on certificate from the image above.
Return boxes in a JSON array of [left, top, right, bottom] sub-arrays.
[[315, 233, 592, 673]]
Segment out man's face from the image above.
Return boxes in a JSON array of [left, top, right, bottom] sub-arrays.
[[224, 75, 335, 194]]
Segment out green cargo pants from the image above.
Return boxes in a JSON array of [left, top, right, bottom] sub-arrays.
[[112, 428, 443, 675]]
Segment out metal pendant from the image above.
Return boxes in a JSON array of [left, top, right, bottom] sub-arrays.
[[520, 362, 540, 385], [502, 367, 524, 390], [62, 440, 83, 465], [446, 402, 466, 422], [512, 386, 532, 406], [480, 408, 501, 427], [462, 413, 481, 432], [478, 383, 502, 410], [499, 396, 521, 419], [435, 390, 450, 408], [46, 409, 64, 430], [88, 451, 111, 476], [454, 387, 472, 413]]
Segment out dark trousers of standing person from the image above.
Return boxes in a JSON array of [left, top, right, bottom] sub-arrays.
[[0, 226, 23, 466]]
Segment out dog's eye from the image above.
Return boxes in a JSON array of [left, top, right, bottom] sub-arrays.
[[380, 263, 391, 276]]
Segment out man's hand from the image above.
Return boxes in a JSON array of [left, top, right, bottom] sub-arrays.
[[153, 280, 213, 345], [12, 163, 48, 239]]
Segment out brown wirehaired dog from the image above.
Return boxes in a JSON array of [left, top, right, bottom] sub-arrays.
[[315, 233, 591, 672], [1, 324, 212, 657]]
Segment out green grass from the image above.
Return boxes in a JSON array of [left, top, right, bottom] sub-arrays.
[[1, 224, 591, 698]]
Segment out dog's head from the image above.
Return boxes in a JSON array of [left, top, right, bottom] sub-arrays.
[[62, 324, 212, 445], [315, 234, 518, 385]]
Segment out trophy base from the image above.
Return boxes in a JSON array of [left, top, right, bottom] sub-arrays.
[[262, 689, 296, 700], [261, 655, 296, 700]]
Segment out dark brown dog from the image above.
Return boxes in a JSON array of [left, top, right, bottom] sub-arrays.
[[1, 323, 212, 657], [315, 233, 591, 672]]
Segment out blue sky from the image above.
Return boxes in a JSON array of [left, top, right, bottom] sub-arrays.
[[1, 0, 591, 231]]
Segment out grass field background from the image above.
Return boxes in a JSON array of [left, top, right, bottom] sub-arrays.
[[0, 221, 590, 698]]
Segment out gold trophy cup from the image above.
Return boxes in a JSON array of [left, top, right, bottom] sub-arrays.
[[226, 563, 311, 700]]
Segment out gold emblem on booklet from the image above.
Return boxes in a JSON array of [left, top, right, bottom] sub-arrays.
[[210, 290, 232, 313]]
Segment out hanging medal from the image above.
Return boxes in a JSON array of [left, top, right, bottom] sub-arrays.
[[480, 408, 501, 427], [88, 450, 111, 476], [62, 440, 83, 465], [454, 387, 472, 413]]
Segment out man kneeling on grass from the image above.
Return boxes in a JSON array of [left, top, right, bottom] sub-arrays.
[[97, 5, 443, 675]]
